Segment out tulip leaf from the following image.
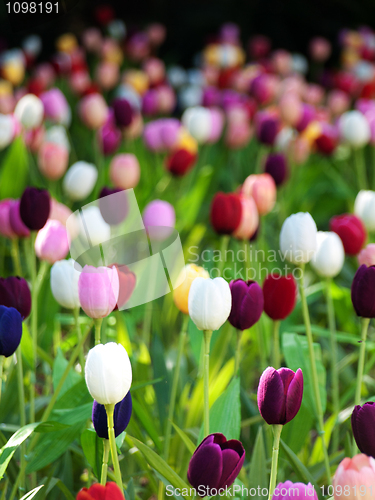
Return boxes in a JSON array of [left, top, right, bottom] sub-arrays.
[[0, 422, 39, 480], [150, 335, 169, 429], [19, 485, 44, 500], [124, 477, 135, 500], [282, 403, 314, 454], [81, 429, 104, 480], [171, 422, 196, 455], [248, 427, 268, 499], [279, 439, 323, 500], [52, 348, 81, 398], [21, 323, 34, 369], [132, 399, 162, 452], [127, 435, 194, 500], [0, 136, 29, 199], [282, 332, 327, 419]]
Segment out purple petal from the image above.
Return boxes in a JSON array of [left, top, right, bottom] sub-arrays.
[[187, 435, 223, 492], [257, 367, 285, 425], [285, 368, 304, 423]]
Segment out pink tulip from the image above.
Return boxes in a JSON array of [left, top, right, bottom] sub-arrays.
[[109, 154, 141, 189], [95, 61, 119, 90], [143, 57, 165, 86], [304, 84, 324, 106], [225, 120, 252, 149], [9, 200, 30, 238], [38, 142, 69, 180], [79, 93, 108, 129], [242, 174, 276, 215], [143, 200, 175, 241], [333, 455, 375, 500], [272, 49, 292, 75], [33, 63, 55, 88], [50, 199, 79, 239], [82, 28, 102, 53], [358, 244, 375, 267], [156, 85, 176, 115], [35, 219, 69, 264], [233, 196, 259, 240], [279, 93, 302, 127], [40, 88, 70, 125], [24, 126, 45, 153], [147, 23, 166, 47], [0, 199, 17, 238], [327, 90, 350, 116], [78, 265, 119, 318], [207, 108, 224, 144], [70, 70, 91, 95], [309, 37, 331, 62]]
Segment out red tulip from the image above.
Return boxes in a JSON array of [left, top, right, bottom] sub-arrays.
[[263, 274, 297, 320], [330, 214, 366, 256], [210, 192, 242, 235], [76, 482, 123, 500]]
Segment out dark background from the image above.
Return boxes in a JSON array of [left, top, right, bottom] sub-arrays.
[[1, 0, 375, 66]]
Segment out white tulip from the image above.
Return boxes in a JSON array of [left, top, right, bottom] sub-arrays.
[[50, 259, 81, 309], [280, 212, 318, 265], [339, 110, 370, 148], [45, 125, 70, 152], [14, 94, 44, 130], [188, 277, 232, 331], [63, 161, 98, 201], [22, 35, 42, 58], [77, 206, 110, 247], [182, 106, 211, 143], [115, 84, 141, 111], [167, 66, 188, 88], [107, 20, 126, 40], [85, 342, 132, 405], [354, 190, 375, 231], [292, 53, 308, 74], [0, 114, 15, 150], [310, 231, 345, 278], [178, 85, 203, 110], [275, 127, 296, 152]]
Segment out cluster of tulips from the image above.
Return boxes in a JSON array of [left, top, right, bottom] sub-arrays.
[[1, 7, 375, 500]]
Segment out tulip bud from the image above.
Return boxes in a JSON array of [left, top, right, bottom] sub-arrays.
[[50, 259, 81, 310], [109, 153, 140, 190], [77, 483, 124, 500], [63, 161, 98, 201], [272, 482, 318, 500], [256, 116, 279, 146], [79, 93, 108, 130], [228, 280, 264, 330], [99, 187, 128, 226], [78, 266, 119, 319], [351, 402, 375, 457], [187, 433, 245, 495], [188, 277, 231, 331], [280, 212, 317, 265], [309, 37, 331, 62], [142, 200, 175, 241], [77, 206, 110, 247], [173, 264, 209, 315], [333, 455, 375, 500], [310, 231, 345, 278], [20, 187, 50, 231], [85, 342, 132, 405], [354, 190, 375, 231], [166, 148, 197, 176], [14, 94, 44, 130], [358, 244, 375, 267], [0, 114, 15, 150], [182, 106, 211, 144], [92, 392, 132, 439], [330, 214, 366, 256], [98, 123, 121, 156], [0, 199, 17, 238], [351, 264, 375, 318], [263, 274, 297, 321], [232, 196, 259, 240], [257, 367, 303, 425], [242, 174, 276, 215], [112, 97, 133, 128], [0, 276, 31, 319], [339, 110, 370, 147], [0, 305, 22, 357], [40, 88, 70, 125], [210, 192, 242, 235], [38, 142, 69, 180], [35, 219, 69, 264], [264, 153, 288, 186], [110, 264, 136, 311], [8, 200, 30, 238]]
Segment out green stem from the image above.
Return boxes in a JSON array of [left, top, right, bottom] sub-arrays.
[[235, 329, 242, 375], [217, 235, 230, 277], [10, 239, 22, 276], [353, 147, 367, 191], [272, 320, 281, 369], [298, 264, 332, 485], [163, 314, 189, 460], [268, 424, 283, 500], [94, 318, 103, 345], [355, 317, 371, 406], [105, 404, 124, 495], [74, 307, 85, 370], [100, 439, 110, 486], [29, 233, 37, 424], [16, 346, 26, 493], [256, 322, 267, 372], [203, 330, 213, 437], [0, 356, 3, 404], [325, 278, 339, 453]]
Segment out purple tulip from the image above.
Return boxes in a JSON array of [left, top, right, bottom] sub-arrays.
[[272, 481, 318, 500], [99, 187, 128, 226], [0, 276, 31, 319], [351, 265, 375, 318], [99, 124, 121, 156], [9, 200, 30, 237], [0, 305, 23, 357], [257, 367, 303, 425], [20, 187, 50, 231], [187, 433, 245, 496], [352, 402, 375, 457], [256, 117, 279, 145], [228, 280, 264, 331], [112, 97, 133, 128], [92, 392, 132, 439], [264, 153, 288, 186]]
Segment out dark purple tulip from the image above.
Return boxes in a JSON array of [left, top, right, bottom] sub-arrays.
[[257, 367, 303, 425], [0, 276, 31, 319], [264, 153, 288, 186], [9, 200, 30, 237], [351, 265, 375, 318], [187, 433, 245, 496], [99, 187, 129, 226], [20, 187, 50, 231], [352, 402, 375, 457], [228, 280, 264, 331], [112, 98, 133, 128], [0, 305, 22, 357], [257, 117, 279, 145], [99, 124, 122, 156], [92, 392, 132, 439]]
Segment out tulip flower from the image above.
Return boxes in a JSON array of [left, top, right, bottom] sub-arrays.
[[14, 94, 44, 129], [242, 174, 276, 215], [330, 214, 366, 256], [50, 259, 81, 310], [0, 305, 23, 357], [35, 220, 69, 264], [0, 199, 17, 239], [339, 110, 370, 147], [351, 402, 375, 457], [187, 433, 245, 496], [98, 123, 121, 156], [9, 199, 30, 238], [228, 280, 263, 331], [0, 276, 31, 319], [232, 196, 259, 240], [76, 482, 124, 500], [40, 88, 70, 125], [210, 192, 242, 235], [182, 106, 212, 144], [109, 153, 140, 190], [79, 93, 108, 130], [77, 206, 110, 247], [354, 190, 375, 231], [264, 153, 288, 186], [92, 392, 132, 439], [63, 161, 98, 201], [310, 231, 345, 278], [358, 244, 375, 267], [38, 142, 69, 180], [256, 116, 279, 146], [142, 200, 175, 241], [173, 264, 209, 315], [279, 212, 317, 265], [333, 455, 375, 500], [112, 97, 133, 127], [272, 481, 318, 500], [99, 187, 128, 226], [166, 148, 197, 176], [0, 114, 15, 150], [20, 187, 50, 231]]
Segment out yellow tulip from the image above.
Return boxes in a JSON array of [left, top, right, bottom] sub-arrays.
[[2, 61, 24, 86], [122, 70, 149, 96], [173, 264, 209, 315], [56, 33, 78, 54]]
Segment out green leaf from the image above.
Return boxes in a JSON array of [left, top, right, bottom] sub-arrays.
[[132, 399, 162, 452], [280, 439, 323, 500], [116, 431, 126, 451], [52, 348, 81, 398], [44, 478, 75, 500], [0, 136, 28, 198], [282, 404, 314, 455], [127, 435, 193, 500], [171, 422, 196, 455], [19, 485, 44, 500], [124, 477, 135, 500], [248, 427, 268, 500], [21, 323, 34, 369], [81, 429, 103, 480], [0, 422, 39, 479]]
